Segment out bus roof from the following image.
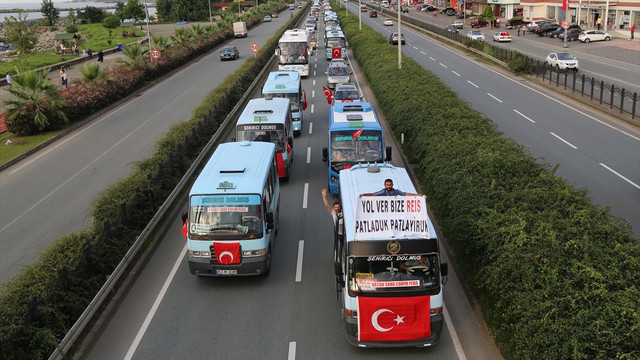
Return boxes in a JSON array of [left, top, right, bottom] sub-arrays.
[[326, 30, 345, 37], [330, 102, 379, 127], [236, 98, 291, 126], [280, 29, 309, 43], [190, 141, 276, 196], [262, 71, 301, 94], [339, 164, 435, 241]]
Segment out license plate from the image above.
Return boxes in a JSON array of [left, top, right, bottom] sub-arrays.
[[216, 269, 237, 275]]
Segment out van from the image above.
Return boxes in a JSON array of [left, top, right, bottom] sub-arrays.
[[233, 21, 247, 38], [381, 1, 389, 8]]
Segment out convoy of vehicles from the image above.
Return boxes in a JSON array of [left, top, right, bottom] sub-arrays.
[[184, 141, 279, 276], [335, 164, 448, 347]]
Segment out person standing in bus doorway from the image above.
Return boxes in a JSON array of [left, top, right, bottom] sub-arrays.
[[360, 178, 421, 197], [322, 188, 344, 242]]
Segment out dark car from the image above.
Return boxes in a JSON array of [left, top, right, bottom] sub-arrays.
[[369, 10, 377, 17], [389, 32, 406, 45], [535, 23, 560, 36], [220, 46, 239, 61], [441, 7, 455, 15], [505, 18, 529, 29], [421, 5, 437, 12], [456, 11, 465, 19], [558, 27, 583, 41], [470, 18, 488, 28], [444, 24, 458, 33], [548, 24, 581, 38]]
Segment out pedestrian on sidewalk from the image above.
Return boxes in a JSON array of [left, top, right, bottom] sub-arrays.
[[630, 25, 635, 40], [60, 67, 68, 88], [87, 48, 93, 59], [6, 72, 12, 89], [98, 50, 104, 62], [597, 17, 602, 30], [522, 25, 525, 36]]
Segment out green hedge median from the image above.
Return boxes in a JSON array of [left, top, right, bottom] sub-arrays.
[[336, 5, 639, 360]]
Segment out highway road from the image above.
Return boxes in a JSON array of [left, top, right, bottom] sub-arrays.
[[348, 2, 640, 236], [81, 8, 498, 360]]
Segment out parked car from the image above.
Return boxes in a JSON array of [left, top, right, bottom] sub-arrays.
[[493, 32, 512, 42], [545, 52, 579, 71], [383, 18, 393, 26], [441, 7, 455, 15], [548, 24, 581, 38], [421, 5, 437, 12], [535, 23, 560, 36], [452, 20, 464, 29], [401, 6, 409, 13], [466, 30, 485, 41], [456, 11, 465, 19], [470, 18, 488, 28], [579, 30, 613, 42], [445, 24, 459, 33], [263, 15, 272, 22], [445, 9, 456, 16], [220, 45, 239, 61], [389, 32, 406, 45], [527, 19, 552, 32], [369, 10, 377, 17], [505, 18, 529, 29], [558, 28, 583, 41]]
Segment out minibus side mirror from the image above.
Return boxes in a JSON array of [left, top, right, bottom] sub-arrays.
[[322, 147, 328, 163], [385, 146, 392, 162], [181, 212, 188, 224], [266, 212, 274, 230], [440, 263, 448, 285]]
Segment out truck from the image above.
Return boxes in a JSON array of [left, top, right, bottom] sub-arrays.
[[233, 21, 248, 38]]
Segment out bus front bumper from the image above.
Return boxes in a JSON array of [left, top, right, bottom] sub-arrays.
[[344, 313, 444, 348], [188, 255, 269, 276]]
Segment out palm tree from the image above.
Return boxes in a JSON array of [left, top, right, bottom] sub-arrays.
[[189, 23, 207, 42], [151, 34, 171, 52], [4, 67, 68, 132], [116, 44, 149, 69], [77, 62, 113, 86], [170, 27, 193, 46]]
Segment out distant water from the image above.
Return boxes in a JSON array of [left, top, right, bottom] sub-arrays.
[[1, 2, 155, 21]]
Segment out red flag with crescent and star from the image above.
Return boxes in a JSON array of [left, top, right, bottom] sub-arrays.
[[331, 47, 342, 59], [302, 89, 308, 110], [181, 219, 188, 239], [323, 86, 333, 105], [357, 295, 430, 342], [562, 0, 569, 11], [213, 242, 241, 264], [352, 127, 364, 140]]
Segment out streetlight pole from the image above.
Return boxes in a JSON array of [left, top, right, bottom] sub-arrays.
[[397, 0, 401, 70], [209, 0, 212, 24], [144, 2, 154, 64], [359, 0, 362, 30]]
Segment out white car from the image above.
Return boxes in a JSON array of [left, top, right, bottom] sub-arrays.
[[383, 18, 393, 26], [466, 30, 485, 41], [452, 20, 464, 29], [493, 32, 512, 42], [545, 52, 579, 71], [578, 30, 613, 43]]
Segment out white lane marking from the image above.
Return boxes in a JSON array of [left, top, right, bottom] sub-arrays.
[[314, 71, 316, 76], [288, 342, 297, 360], [413, 46, 418, 50], [429, 56, 436, 61], [550, 132, 578, 149], [314, 63, 317, 68], [302, 183, 309, 209], [124, 243, 186, 360], [514, 109, 536, 123], [309, 122, 313, 135], [452, 70, 460, 77], [467, 80, 478, 88], [420, 50, 426, 55], [313, 80, 316, 86], [311, 104, 314, 114], [306, 147, 311, 163], [439, 63, 448, 68], [295, 240, 304, 282], [487, 93, 503, 103], [443, 304, 467, 360], [312, 90, 315, 98], [599, 163, 640, 190]]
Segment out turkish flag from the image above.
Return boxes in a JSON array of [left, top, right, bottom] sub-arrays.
[[181, 219, 188, 239], [562, 0, 569, 11], [357, 296, 431, 342], [213, 242, 241, 264], [331, 47, 342, 59], [352, 128, 364, 140], [323, 86, 333, 105], [302, 89, 308, 110]]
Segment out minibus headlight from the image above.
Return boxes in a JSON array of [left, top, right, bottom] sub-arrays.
[[243, 249, 267, 257], [188, 250, 210, 258]]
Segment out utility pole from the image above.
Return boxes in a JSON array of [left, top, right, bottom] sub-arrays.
[[397, 0, 402, 69]]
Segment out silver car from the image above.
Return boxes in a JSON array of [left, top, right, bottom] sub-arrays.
[[326, 63, 352, 89]]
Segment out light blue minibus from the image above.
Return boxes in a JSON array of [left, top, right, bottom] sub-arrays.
[[262, 71, 305, 135]]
